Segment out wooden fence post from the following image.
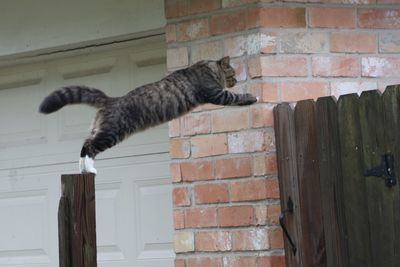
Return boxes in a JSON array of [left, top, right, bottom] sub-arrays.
[[58, 174, 97, 267]]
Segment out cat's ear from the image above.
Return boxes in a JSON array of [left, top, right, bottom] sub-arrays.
[[219, 56, 230, 67]]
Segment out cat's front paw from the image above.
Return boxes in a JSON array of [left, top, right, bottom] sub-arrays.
[[79, 156, 97, 174], [238, 94, 258, 106]]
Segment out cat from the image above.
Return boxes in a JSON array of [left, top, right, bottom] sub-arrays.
[[39, 56, 258, 174]]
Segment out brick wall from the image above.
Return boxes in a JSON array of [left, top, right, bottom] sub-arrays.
[[165, 1, 400, 266]]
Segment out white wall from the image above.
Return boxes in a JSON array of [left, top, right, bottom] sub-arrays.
[[0, 0, 165, 58]]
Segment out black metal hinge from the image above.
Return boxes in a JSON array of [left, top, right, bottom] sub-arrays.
[[364, 153, 397, 188]]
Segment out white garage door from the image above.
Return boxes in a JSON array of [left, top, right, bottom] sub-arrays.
[[0, 38, 173, 267]]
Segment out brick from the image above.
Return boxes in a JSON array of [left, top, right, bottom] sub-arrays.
[[358, 9, 400, 29], [230, 179, 267, 201], [173, 187, 191, 207], [260, 32, 277, 53], [269, 228, 284, 249], [362, 57, 400, 77], [224, 35, 247, 58], [167, 47, 189, 69], [191, 134, 227, 158], [174, 232, 194, 253], [170, 163, 182, 183], [258, 255, 286, 267], [222, 0, 258, 8], [309, 7, 355, 28], [185, 207, 217, 228], [165, 0, 188, 19], [266, 204, 281, 225], [267, 77, 304, 94], [378, 0, 400, 3], [266, 177, 280, 198], [246, 7, 261, 29], [194, 183, 229, 204], [166, 24, 177, 43], [265, 155, 278, 175], [256, 56, 308, 77], [182, 113, 211, 136], [223, 256, 257, 267], [232, 229, 269, 251], [254, 155, 266, 176], [312, 56, 359, 77], [174, 210, 185, 229], [170, 138, 190, 159], [251, 105, 274, 128], [228, 131, 265, 153], [211, 10, 246, 35], [280, 32, 328, 53], [331, 32, 377, 53], [215, 157, 252, 179], [169, 118, 180, 138], [248, 57, 262, 78], [380, 32, 400, 53], [212, 109, 249, 133], [177, 18, 209, 42], [181, 160, 214, 181], [191, 40, 223, 63], [259, 82, 279, 102], [255, 205, 267, 226], [175, 259, 186, 267], [264, 131, 276, 152], [195, 231, 232, 251], [218, 205, 254, 227], [187, 257, 221, 267], [188, 0, 221, 15], [331, 81, 377, 99], [260, 7, 306, 28]]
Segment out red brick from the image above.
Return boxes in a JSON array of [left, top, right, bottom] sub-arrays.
[[266, 155, 278, 176], [175, 259, 185, 267], [257, 56, 308, 77], [258, 255, 286, 267], [228, 131, 265, 153], [266, 204, 281, 225], [253, 155, 266, 176], [358, 9, 400, 29], [215, 157, 252, 179], [264, 131, 276, 152], [248, 57, 262, 78], [260, 7, 306, 28], [191, 134, 227, 158], [258, 82, 278, 102], [380, 32, 400, 53], [185, 207, 217, 228], [182, 113, 211, 136], [177, 18, 210, 42], [166, 24, 177, 43], [191, 40, 223, 63], [168, 118, 180, 138], [266, 177, 280, 198], [165, 0, 189, 19], [174, 209, 185, 229], [255, 205, 267, 226], [219, 205, 254, 227], [331, 32, 377, 53], [251, 105, 274, 128], [194, 183, 229, 204], [212, 109, 249, 133], [211, 10, 246, 35], [170, 163, 182, 183], [181, 160, 214, 181], [260, 32, 277, 53], [167, 47, 189, 69], [269, 228, 284, 249], [246, 7, 261, 29], [173, 187, 191, 207], [280, 32, 327, 53], [232, 229, 269, 251], [309, 7, 356, 28], [281, 81, 329, 102], [362, 57, 400, 77], [312, 56, 359, 77], [230, 179, 267, 202], [224, 256, 257, 267], [188, 0, 221, 15], [187, 257, 221, 267], [331, 81, 377, 99], [195, 231, 231, 251], [170, 138, 190, 159]]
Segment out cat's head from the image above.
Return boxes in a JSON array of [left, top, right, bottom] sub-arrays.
[[217, 56, 237, 88]]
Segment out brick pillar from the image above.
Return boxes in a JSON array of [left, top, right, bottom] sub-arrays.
[[165, 1, 400, 267]]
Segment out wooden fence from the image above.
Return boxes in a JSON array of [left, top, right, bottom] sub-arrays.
[[273, 85, 400, 267]]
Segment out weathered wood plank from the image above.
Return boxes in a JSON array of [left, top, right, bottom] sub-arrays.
[[58, 196, 72, 267], [316, 97, 349, 267], [273, 103, 302, 267], [382, 85, 400, 265], [59, 174, 97, 267], [337, 94, 372, 267], [294, 100, 326, 267]]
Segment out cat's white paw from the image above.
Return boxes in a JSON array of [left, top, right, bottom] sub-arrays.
[[256, 96, 260, 102], [79, 156, 97, 174]]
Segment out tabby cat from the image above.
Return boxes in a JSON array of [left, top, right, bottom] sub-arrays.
[[39, 56, 258, 174]]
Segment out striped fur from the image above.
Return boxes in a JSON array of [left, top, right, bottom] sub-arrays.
[[39, 56, 257, 166]]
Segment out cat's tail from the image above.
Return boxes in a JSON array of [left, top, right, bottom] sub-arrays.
[[39, 85, 110, 114]]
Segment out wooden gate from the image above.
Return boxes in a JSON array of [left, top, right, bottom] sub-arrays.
[[273, 85, 400, 267]]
